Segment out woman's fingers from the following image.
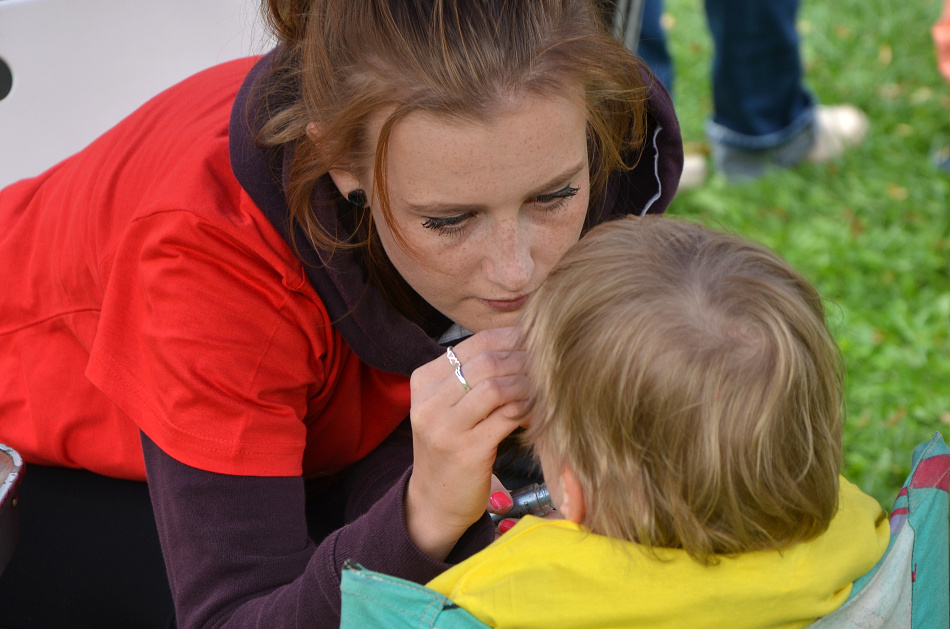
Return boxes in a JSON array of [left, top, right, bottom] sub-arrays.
[[416, 376, 528, 454], [487, 474, 513, 514], [410, 329, 524, 413], [451, 349, 526, 391], [411, 331, 528, 438], [453, 327, 520, 361], [415, 327, 520, 381], [495, 509, 562, 539], [454, 371, 529, 420], [495, 519, 518, 536]]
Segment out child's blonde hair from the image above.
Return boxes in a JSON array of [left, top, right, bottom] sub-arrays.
[[520, 216, 844, 563]]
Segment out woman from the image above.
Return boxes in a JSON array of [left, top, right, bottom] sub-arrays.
[[0, 1, 682, 626]]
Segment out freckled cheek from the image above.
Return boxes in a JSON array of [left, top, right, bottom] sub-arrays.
[[448, 242, 489, 286], [536, 200, 589, 267], [413, 241, 482, 294]]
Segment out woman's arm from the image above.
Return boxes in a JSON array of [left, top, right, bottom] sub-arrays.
[[142, 432, 493, 629]]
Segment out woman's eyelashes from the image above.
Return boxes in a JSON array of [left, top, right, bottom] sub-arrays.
[[534, 184, 580, 206], [421, 213, 472, 236], [420, 183, 581, 236]]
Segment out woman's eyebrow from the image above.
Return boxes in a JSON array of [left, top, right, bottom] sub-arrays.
[[524, 160, 587, 197], [404, 160, 587, 216]]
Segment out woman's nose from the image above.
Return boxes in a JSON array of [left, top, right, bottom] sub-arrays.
[[482, 220, 533, 292]]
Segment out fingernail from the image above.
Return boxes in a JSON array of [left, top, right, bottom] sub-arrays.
[[490, 492, 513, 511], [498, 519, 516, 534]]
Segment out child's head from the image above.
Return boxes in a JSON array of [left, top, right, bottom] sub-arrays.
[[520, 216, 844, 562]]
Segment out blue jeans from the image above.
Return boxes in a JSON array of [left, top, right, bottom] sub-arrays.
[[638, 0, 817, 177]]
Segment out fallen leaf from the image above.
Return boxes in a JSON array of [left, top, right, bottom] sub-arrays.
[[854, 409, 872, 429], [911, 86, 934, 104], [887, 183, 909, 200], [885, 408, 907, 427], [835, 24, 854, 39], [941, 412, 950, 426], [879, 44, 893, 66], [878, 84, 901, 100], [844, 208, 865, 236]]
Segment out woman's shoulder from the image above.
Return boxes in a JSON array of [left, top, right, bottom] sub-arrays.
[[5, 55, 278, 272]]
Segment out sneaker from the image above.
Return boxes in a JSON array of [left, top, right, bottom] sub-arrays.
[[934, 146, 950, 171], [711, 103, 869, 181], [806, 104, 869, 163], [679, 153, 707, 190], [712, 126, 814, 181]]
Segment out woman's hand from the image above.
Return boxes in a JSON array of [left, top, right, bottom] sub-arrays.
[[405, 328, 529, 560]]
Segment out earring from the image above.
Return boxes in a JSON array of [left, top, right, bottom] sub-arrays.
[[347, 189, 368, 208]]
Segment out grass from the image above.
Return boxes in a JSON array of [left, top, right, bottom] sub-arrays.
[[660, 0, 950, 507]]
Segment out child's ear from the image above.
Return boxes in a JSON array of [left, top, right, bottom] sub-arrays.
[[557, 465, 586, 524]]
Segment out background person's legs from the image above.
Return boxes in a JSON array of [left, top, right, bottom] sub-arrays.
[[636, 0, 675, 93], [702, 0, 820, 178], [704, 0, 812, 139], [633, 0, 867, 182]]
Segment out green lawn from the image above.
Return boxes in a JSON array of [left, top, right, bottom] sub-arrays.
[[661, 0, 950, 507]]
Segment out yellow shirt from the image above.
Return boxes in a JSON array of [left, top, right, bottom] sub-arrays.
[[428, 478, 889, 629]]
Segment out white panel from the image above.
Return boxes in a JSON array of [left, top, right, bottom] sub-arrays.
[[0, 0, 275, 188]]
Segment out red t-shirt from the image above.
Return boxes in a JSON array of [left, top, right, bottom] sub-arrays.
[[0, 57, 410, 481]]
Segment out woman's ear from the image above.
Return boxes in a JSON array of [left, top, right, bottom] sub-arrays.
[[557, 465, 586, 524], [305, 121, 321, 142], [327, 167, 362, 200], [307, 122, 364, 198]]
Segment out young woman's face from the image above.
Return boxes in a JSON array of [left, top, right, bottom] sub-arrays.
[[367, 94, 590, 333]]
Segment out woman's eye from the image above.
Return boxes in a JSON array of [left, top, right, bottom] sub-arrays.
[[419, 184, 579, 237], [534, 184, 580, 207], [421, 213, 471, 236]]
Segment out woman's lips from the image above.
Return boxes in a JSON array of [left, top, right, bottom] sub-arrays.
[[480, 294, 530, 312]]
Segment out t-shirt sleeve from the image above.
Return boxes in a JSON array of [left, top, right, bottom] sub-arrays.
[[87, 208, 332, 476]]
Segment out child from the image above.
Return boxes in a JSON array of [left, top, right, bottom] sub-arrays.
[[425, 216, 890, 629]]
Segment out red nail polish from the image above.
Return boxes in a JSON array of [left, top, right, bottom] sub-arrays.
[[490, 492, 513, 511], [498, 519, 516, 534]]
